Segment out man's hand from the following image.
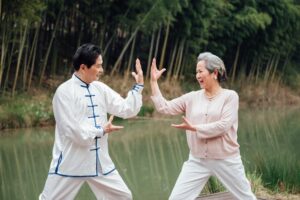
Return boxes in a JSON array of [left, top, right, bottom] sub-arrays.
[[104, 115, 124, 134], [171, 116, 196, 132], [132, 58, 144, 85]]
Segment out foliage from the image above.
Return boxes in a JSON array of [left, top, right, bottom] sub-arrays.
[[0, 0, 300, 96]]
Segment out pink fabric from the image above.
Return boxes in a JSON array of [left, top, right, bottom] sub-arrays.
[[151, 89, 240, 159]]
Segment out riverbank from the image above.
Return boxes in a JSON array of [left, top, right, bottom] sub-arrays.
[[1, 74, 300, 130]]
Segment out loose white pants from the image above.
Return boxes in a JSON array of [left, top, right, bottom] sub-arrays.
[[39, 170, 132, 200], [169, 154, 257, 200]]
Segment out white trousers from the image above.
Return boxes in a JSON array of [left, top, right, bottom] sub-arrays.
[[39, 170, 132, 200], [169, 154, 257, 200]]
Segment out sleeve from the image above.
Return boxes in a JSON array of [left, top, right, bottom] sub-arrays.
[[150, 91, 187, 115], [194, 92, 239, 139], [104, 84, 143, 119], [53, 89, 104, 146]]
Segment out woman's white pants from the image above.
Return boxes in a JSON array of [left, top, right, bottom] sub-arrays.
[[39, 170, 132, 200], [169, 154, 257, 200]]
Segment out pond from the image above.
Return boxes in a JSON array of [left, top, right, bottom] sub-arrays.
[[1, 107, 300, 199]]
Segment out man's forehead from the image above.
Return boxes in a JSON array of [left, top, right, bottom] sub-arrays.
[[96, 55, 103, 64]]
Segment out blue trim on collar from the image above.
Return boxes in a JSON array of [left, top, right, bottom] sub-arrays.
[[74, 74, 89, 87]]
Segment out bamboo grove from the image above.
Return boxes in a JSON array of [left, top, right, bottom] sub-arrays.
[[0, 0, 300, 97]]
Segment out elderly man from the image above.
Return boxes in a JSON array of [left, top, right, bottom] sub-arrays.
[[39, 43, 144, 200]]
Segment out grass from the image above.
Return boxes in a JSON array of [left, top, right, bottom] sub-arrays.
[[0, 90, 54, 129]]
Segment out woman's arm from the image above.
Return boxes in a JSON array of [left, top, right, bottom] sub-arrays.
[[150, 58, 186, 115]]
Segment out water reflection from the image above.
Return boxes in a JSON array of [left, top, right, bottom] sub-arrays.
[[1, 108, 300, 199]]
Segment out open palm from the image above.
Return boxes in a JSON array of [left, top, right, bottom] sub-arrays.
[[132, 58, 144, 84], [171, 116, 196, 132], [151, 58, 166, 81]]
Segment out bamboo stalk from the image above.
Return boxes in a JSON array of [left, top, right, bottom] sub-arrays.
[[12, 23, 28, 97], [0, 25, 8, 88], [146, 31, 155, 80], [230, 42, 241, 85], [174, 39, 185, 79], [3, 33, 15, 94], [22, 39, 29, 90], [167, 38, 179, 81], [39, 9, 62, 86], [154, 25, 162, 59], [27, 23, 40, 90], [125, 34, 136, 75], [159, 21, 170, 70], [111, 1, 159, 75]]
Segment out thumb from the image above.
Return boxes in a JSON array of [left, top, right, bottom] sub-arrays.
[[108, 115, 114, 123]]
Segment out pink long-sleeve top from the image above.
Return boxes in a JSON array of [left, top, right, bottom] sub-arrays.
[[151, 88, 240, 159]]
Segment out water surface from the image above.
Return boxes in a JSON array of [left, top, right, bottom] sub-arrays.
[[1, 108, 300, 199]]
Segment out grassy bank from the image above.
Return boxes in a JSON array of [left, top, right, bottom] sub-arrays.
[[1, 74, 300, 129], [0, 90, 54, 129]]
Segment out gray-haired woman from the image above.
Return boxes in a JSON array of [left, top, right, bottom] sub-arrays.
[[150, 52, 256, 200]]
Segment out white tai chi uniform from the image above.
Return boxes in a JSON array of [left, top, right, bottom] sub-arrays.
[[151, 89, 256, 200], [39, 74, 143, 200]]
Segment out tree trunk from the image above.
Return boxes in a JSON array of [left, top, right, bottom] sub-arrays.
[[27, 23, 40, 90], [174, 39, 185, 79], [146, 31, 155, 80], [110, 29, 138, 75], [159, 21, 170, 70], [22, 39, 29, 90], [39, 9, 62, 86], [12, 23, 28, 97], [230, 42, 241, 85], [154, 25, 162, 60], [3, 33, 15, 94], [167, 38, 179, 81], [0, 26, 8, 88], [125, 34, 136, 75]]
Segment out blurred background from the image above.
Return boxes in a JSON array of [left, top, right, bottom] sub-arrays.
[[1, 0, 300, 199]]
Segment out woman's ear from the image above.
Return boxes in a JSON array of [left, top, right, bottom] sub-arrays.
[[213, 69, 218, 80]]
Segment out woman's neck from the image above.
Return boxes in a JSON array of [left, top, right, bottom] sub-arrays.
[[204, 85, 222, 98]]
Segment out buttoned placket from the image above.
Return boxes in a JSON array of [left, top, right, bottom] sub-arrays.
[[204, 98, 212, 158], [81, 84, 102, 175]]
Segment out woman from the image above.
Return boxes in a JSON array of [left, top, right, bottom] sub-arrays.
[[150, 52, 256, 200]]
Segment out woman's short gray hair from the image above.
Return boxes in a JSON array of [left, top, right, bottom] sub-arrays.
[[197, 52, 227, 82]]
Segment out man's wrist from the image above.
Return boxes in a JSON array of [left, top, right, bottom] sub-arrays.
[[132, 84, 144, 94]]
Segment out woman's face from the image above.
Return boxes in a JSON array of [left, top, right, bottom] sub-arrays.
[[196, 60, 215, 89]]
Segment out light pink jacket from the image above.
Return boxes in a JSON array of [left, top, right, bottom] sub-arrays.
[[151, 89, 240, 159]]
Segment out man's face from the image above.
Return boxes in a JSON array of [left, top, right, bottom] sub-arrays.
[[84, 55, 104, 83]]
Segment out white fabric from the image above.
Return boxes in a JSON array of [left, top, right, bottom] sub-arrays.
[[39, 170, 132, 200], [169, 154, 256, 200], [48, 74, 143, 176]]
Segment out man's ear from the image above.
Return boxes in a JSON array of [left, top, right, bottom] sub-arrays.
[[79, 64, 86, 71]]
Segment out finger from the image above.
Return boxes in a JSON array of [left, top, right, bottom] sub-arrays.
[[112, 125, 124, 129], [171, 123, 183, 127], [131, 72, 137, 78], [151, 58, 157, 70], [108, 115, 114, 123], [183, 116, 193, 126], [159, 68, 167, 75], [135, 58, 142, 72]]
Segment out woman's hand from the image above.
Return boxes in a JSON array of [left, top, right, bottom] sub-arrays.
[[150, 58, 166, 82], [104, 115, 124, 134], [171, 116, 196, 132], [132, 58, 144, 85]]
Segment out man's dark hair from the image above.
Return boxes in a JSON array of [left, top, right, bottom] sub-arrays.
[[73, 43, 102, 71]]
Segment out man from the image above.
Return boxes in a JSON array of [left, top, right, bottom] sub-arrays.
[[39, 43, 144, 199]]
